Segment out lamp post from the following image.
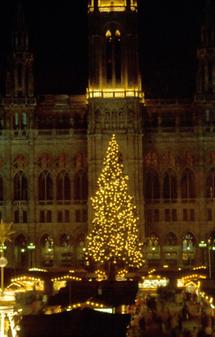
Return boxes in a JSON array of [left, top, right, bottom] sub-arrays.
[[27, 242, 36, 268], [207, 239, 212, 279], [198, 240, 207, 266]]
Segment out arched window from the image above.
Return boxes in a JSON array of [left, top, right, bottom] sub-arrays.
[[206, 168, 215, 198], [182, 232, 195, 251], [56, 171, 71, 201], [14, 233, 27, 268], [0, 175, 3, 202], [163, 169, 177, 201], [38, 171, 53, 201], [181, 168, 195, 200], [145, 169, 160, 202], [145, 233, 160, 260], [14, 171, 28, 201], [164, 232, 178, 262], [182, 232, 195, 265], [60, 234, 71, 247], [165, 232, 177, 246], [74, 170, 88, 201], [105, 29, 121, 84], [60, 234, 74, 266], [40, 234, 54, 267]]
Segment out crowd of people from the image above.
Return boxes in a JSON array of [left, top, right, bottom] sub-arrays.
[[126, 284, 215, 337]]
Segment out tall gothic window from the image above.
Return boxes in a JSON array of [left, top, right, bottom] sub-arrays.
[[38, 170, 53, 201], [105, 29, 121, 83], [163, 169, 177, 201], [14, 171, 28, 200], [181, 168, 195, 200], [56, 171, 71, 201], [206, 168, 215, 199], [145, 169, 160, 202], [74, 170, 88, 201]]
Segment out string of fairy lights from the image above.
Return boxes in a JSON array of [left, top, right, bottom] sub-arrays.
[[85, 134, 143, 275]]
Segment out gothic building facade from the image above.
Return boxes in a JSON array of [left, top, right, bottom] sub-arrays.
[[0, 0, 215, 271]]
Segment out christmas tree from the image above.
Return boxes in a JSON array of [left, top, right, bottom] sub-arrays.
[[85, 134, 143, 279]]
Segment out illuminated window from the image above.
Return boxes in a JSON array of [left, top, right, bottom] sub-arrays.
[[14, 171, 28, 200], [22, 112, 27, 127], [182, 233, 195, 251], [13, 112, 27, 129], [145, 234, 160, 260], [181, 168, 195, 200], [38, 170, 53, 201], [105, 29, 121, 84], [40, 234, 54, 267], [182, 233, 195, 265], [56, 171, 71, 201], [98, 0, 126, 12]]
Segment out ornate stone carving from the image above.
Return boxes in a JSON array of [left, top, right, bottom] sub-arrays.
[[38, 153, 52, 169], [144, 152, 159, 168], [56, 153, 68, 168], [13, 154, 28, 169], [161, 151, 176, 167]]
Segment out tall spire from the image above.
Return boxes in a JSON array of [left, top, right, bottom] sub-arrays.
[[195, 0, 215, 98], [5, 2, 34, 98]]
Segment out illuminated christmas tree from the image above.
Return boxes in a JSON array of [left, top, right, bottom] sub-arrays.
[[85, 134, 143, 280]]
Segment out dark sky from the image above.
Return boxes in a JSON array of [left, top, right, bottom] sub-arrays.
[[0, 0, 204, 97]]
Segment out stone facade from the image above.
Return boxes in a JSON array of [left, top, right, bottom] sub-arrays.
[[0, 0, 215, 271]]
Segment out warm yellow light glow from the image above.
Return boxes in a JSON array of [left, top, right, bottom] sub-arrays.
[[0, 291, 18, 337], [9, 276, 44, 292], [85, 134, 143, 279], [87, 88, 144, 100], [51, 275, 82, 292], [88, 0, 137, 12], [105, 30, 112, 38], [139, 277, 169, 290]]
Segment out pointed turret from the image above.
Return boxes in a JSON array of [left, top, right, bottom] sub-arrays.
[[196, 0, 215, 98], [5, 2, 34, 99]]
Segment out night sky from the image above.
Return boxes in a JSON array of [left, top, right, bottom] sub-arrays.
[[0, 0, 204, 97]]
